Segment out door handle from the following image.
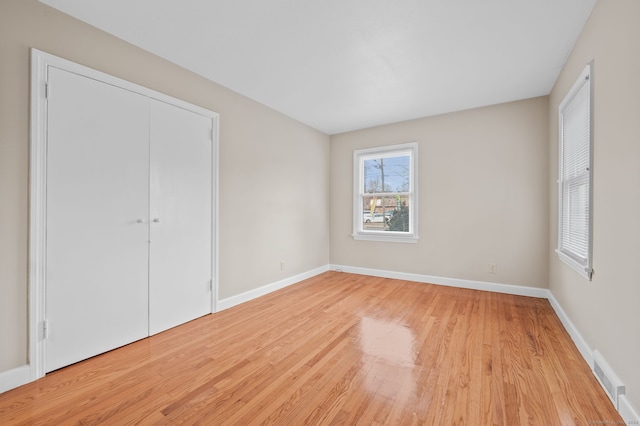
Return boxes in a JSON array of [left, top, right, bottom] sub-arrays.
[[152, 218, 161, 223], [136, 219, 145, 224]]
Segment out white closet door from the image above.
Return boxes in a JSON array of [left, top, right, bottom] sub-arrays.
[[149, 100, 213, 335], [45, 67, 150, 372]]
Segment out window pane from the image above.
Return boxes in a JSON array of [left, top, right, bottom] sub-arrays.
[[557, 63, 592, 278], [354, 143, 417, 243], [561, 175, 589, 262], [363, 155, 410, 193], [362, 194, 410, 232]]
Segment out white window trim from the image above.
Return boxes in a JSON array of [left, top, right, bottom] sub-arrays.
[[352, 142, 418, 243], [556, 62, 594, 280]]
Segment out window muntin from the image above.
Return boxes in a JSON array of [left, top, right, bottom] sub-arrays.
[[353, 143, 418, 243], [557, 63, 593, 279]]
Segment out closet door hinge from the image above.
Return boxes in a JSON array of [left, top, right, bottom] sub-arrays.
[[44, 82, 49, 100], [209, 279, 213, 292]]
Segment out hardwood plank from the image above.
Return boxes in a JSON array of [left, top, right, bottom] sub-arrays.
[[0, 272, 623, 425]]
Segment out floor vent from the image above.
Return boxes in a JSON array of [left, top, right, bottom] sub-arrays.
[[593, 350, 625, 409]]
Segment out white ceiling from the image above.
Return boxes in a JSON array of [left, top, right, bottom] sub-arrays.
[[40, 0, 596, 135]]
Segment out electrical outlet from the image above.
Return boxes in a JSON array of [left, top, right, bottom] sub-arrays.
[[488, 263, 497, 274], [280, 261, 285, 271]]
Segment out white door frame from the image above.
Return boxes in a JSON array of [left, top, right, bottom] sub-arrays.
[[28, 48, 219, 381]]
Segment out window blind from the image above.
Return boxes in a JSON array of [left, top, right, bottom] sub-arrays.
[[558, 64, 593, 279]]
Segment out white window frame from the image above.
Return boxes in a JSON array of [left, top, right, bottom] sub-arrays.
[[557, 62, 594, 280], [353, 142, 418, 243]]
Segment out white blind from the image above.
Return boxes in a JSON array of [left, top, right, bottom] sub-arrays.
[[558, 65, 592, 275]]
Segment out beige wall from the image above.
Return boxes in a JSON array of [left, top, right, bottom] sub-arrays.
[[0, 0, 330, 373], [3, 0, 637, 415], [330, 97, 549, 288], [549, 0, 640, 413]]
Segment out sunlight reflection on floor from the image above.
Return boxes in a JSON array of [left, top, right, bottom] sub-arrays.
[[358, 317, 418, 401]]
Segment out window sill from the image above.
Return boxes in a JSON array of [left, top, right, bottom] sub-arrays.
[[353, 233, 418, 244], [555, 249, 592, 281]]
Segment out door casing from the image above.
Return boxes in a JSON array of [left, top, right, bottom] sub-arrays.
[[29, 48, 219, 380]]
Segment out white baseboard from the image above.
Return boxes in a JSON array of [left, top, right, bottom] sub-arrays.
[[0, 265, 331, 394], [331, 264, 640, 420], [546, 290, 594, 367], [330, 264, 549, 298], [548, 292, 640, 421], [620, 395, 640, 424], [331, 264, 594, 362], [3, 264, 637, 420], [0, 364, 31, 394], [329, 264, 595, 363], [217, 264, 331, 311]]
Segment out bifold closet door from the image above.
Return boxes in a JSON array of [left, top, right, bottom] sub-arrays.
[[45, 67, 150, 373], [148, 100, 213, 335]]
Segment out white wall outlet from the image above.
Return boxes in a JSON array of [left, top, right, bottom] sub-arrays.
[[488, 263, 497, 274], [280, 261, 285, 271]]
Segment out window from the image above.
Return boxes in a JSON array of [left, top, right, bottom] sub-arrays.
[[557, 63, 593, 280], [353, 142, 418, 243]]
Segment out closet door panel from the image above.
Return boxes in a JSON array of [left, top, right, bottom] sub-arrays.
[[45, 67, 150, 372], [149, 100, 212, 335]]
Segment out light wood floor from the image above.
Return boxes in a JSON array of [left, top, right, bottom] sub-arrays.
[[0, 272, 622, 425]]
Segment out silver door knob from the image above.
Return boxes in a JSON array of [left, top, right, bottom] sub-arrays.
[[152, 218, 161, 223]]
